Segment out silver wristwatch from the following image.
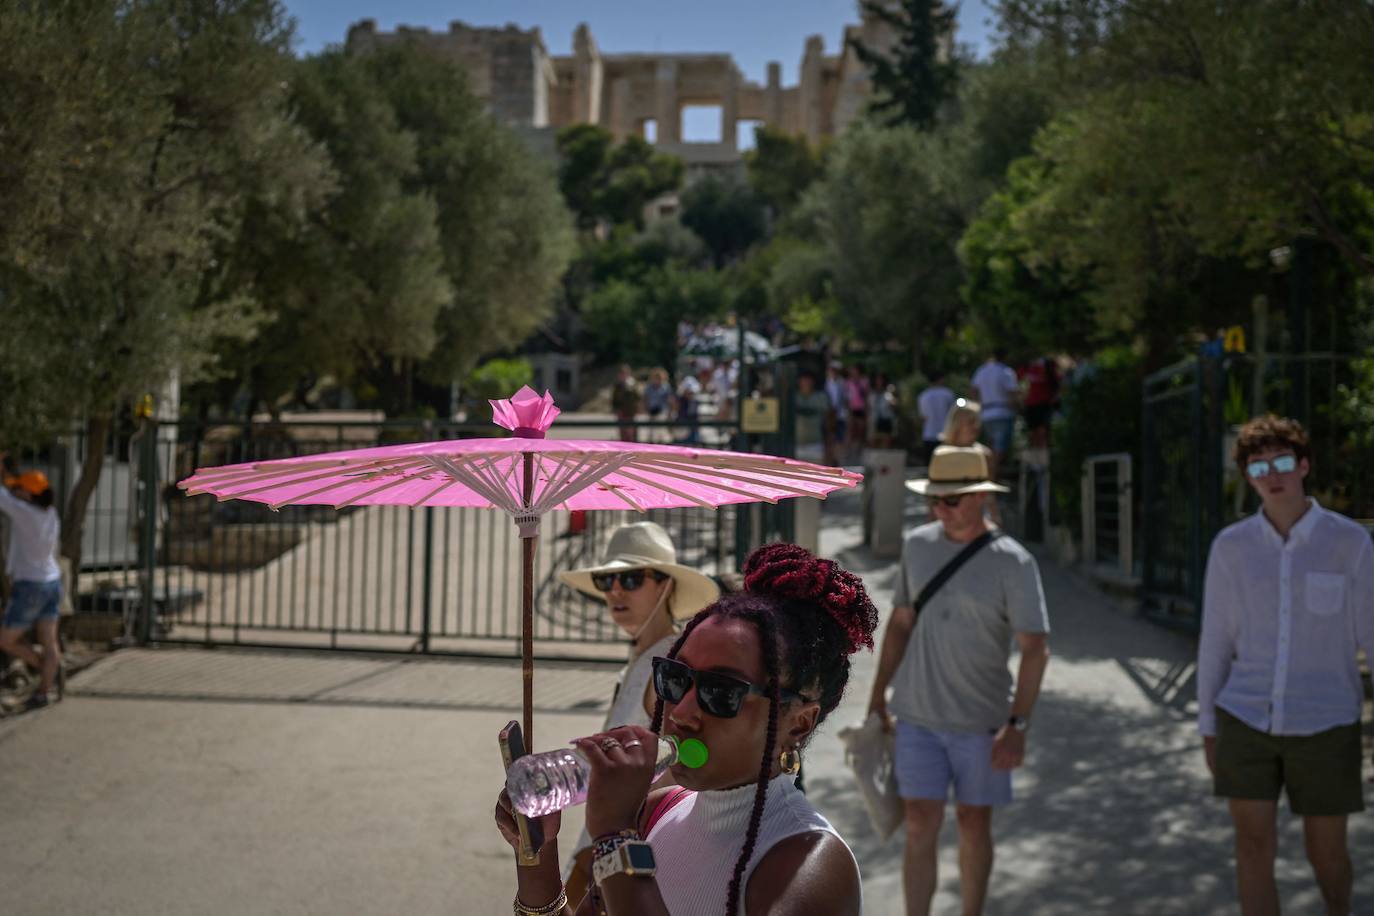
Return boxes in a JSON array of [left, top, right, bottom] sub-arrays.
[[1008, 715, 1030, 732]]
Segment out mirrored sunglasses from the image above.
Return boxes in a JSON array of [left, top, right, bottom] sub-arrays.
[[1246, 455, 1297, 479], [590, 569, 667, 592], [651, 656, 809, 719]]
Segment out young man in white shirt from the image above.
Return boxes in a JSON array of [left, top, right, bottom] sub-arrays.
[[968, 350, 1019, 483], [916, 372, 956, 466], [1198, 415, 1374, 916]]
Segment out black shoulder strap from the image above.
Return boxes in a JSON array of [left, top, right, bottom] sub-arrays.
[[913, 530, 1002, 614]]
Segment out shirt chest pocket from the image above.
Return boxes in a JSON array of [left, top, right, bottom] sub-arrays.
[[1303, 572, 1346, 617]]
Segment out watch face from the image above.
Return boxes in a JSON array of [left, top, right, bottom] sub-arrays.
[[625, 843, 656, 870]]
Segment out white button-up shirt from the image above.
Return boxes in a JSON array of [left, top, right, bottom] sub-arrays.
[[1197, 500, 1374, 737]]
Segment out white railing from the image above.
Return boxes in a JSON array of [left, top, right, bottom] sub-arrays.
[[1081, 453, 1133, 577]]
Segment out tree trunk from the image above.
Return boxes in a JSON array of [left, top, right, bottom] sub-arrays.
[[60, 414, 113, 598]]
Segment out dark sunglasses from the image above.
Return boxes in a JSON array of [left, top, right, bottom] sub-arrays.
[[591, 568, 668, 592], [651, 656, 810, 719], [1246, 455, 1297, 479], [925, 494, 967, 508]]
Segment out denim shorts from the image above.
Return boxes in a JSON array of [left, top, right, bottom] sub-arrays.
[[982, 417, 1015, 454], [894, 720, 1013, 807], [3, 579, 62, 630]]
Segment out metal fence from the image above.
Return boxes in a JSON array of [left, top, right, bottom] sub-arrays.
[[1140, 352, 1374, 629], [5, 414, 803, 659], [1080, 454, 1133, 578]]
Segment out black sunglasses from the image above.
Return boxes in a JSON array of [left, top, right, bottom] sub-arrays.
[[926, 494, 967, 508], [591, 569, 668, 592], [651, 656, 810, 719]]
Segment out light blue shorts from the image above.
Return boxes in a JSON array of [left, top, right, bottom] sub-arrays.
[[982, 417, 1015, 454], [3, 579, 62, 631], [894, 720, 1013, 807]]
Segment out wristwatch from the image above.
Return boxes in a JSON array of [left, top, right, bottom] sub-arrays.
[[592, 840, 657, 884], [1008, 715, 1030, 732]]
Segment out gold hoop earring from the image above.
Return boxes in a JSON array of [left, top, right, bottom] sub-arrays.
[[779, 748, 801, 775]]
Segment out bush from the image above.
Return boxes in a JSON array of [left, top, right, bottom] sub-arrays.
[[1050, 346, 1143, 538], [462, 358, 535, 422]]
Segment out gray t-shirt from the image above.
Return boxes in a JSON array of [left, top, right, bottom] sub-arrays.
[[889, 522, 1049, 733]]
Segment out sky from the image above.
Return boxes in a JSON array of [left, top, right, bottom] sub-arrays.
[[280, 1, 1002, 144], [282, 1, 1002, 81]]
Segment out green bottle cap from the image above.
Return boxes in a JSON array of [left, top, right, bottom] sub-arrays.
[[676, 737, 709, 769]]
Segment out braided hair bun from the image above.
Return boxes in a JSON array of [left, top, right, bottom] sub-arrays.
[[743, 543, 878, 655]]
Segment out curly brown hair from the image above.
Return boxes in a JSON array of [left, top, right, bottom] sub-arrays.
[[1232, 414, 1311, 472]]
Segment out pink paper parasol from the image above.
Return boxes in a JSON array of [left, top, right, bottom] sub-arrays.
[[179, 387, 861, 747]]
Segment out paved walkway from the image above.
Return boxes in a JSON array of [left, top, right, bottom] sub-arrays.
[[1, 490, 1370, 914]]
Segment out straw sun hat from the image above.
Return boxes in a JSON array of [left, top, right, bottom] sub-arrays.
[[558, 522, 721, 621], [906, 446, 1010, 497]]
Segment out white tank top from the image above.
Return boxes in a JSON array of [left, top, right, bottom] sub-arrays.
[[564, 633, 679, 869], [647, 775, 859, 915], [602, 633, 677, 732]]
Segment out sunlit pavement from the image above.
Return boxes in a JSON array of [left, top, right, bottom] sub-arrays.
[[0, 486, 1369, 914]]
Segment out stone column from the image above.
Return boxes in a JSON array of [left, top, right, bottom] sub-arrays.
[[655, 60, 680, 144], [609, 77, 631, 140], [765, 61, 783, 127], [721, 66, 739, 150], [800, 36, 824, 144], [572, 23, 603, 125]]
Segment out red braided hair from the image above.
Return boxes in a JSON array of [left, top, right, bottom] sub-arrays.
[[742, 543, 877, 655]]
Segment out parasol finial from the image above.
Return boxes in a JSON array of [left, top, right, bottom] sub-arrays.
[[490, 386, 560, 439]]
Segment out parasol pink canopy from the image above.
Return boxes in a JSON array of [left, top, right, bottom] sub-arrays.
[[177, 385, 861, 807], [179, 386, 861, 536]]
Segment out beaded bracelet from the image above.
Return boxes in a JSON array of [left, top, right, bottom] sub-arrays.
[[513, 889, 568, 916], [593, 829, 640, 860]]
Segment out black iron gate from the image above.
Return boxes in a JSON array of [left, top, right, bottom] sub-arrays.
[[15, 416, 784, 659], [1141, 351, 1374, 630]]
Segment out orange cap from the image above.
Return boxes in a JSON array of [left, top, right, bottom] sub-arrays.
[[11, 471, 50, 495]]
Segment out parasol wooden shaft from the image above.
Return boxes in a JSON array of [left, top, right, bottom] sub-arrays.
[[522, 453, 535, 750]]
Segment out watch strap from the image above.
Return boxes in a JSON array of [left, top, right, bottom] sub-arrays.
[[592, 840, 656, 884]]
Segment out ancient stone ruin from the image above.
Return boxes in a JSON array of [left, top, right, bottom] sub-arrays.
[[345, 8, 898, 168]]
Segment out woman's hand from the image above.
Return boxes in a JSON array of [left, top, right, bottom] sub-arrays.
[[576, 725, 660, 838], [494, 788, 561, 857]]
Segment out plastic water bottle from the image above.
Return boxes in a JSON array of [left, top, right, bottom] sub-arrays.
[[506, 735, 708, 818]]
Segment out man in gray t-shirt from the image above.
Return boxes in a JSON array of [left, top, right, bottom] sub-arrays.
[[868, 446, 1050, 916]]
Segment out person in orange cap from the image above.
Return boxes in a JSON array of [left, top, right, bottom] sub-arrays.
[[0, 453, 63, 709]]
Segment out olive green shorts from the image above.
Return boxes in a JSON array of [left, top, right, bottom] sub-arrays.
[[1214, 707, 1366, 816]]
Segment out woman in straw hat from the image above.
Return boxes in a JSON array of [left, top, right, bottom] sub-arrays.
[[558, 521, 720, 898]]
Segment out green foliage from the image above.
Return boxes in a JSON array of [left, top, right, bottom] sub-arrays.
[[556, 125, 685, 230], [0, 0, 330, 442], [581, 267, 733, 370], [365, 45, 574, 394], [958, 156, 1096, 359], [462, 358, 534, 421], [851, 0, 961, 130], [803, 123, 966, 370], [679, 176, 767, 267], [998, 0, 1374, 280], [745, 127, 825, 217], [207, 47, 450, 416]]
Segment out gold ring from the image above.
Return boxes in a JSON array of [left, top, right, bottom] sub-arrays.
[[600, 737, 622, 752], [622, 739, 643, 749]]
